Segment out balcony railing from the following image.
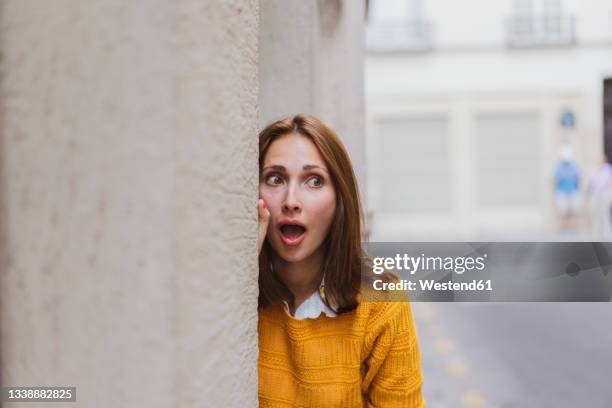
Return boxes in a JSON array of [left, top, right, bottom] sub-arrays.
[[366, 20, 433, 52], [506, 15, 576, 47]]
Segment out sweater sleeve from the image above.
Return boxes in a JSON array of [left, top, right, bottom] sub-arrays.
[[361, 301, 425, 408]]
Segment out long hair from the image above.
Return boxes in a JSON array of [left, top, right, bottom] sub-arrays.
[[258, 114, 365, 313]]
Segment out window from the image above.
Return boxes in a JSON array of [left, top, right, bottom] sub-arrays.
[[507, 0, 574, 46], [366, 0, 432, 51]]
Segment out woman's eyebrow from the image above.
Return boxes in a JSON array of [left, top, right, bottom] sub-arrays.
[[262, 165, 286, 172], [263, 164, 328, 173], [303, 164, 329, 173]]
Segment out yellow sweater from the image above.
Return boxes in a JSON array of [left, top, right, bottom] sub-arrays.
[[258, 297, 425, 407]]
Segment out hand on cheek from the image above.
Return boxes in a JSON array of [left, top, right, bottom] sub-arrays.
[[258, 198, 270, 254]]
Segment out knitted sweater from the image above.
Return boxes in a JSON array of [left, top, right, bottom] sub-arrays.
[[258, 297, 425, 407]]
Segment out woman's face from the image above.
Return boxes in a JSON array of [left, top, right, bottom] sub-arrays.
[[260, 133, 336, 263]]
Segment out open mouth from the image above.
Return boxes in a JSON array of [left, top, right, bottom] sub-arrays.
[[279, 224, 307, 246]]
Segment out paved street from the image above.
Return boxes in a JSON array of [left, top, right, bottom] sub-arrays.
[[413, 302, 612, 408]]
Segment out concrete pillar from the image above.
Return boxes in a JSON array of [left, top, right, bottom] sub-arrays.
[[0, 1, 258, 407], [259, 0, 366, 190]]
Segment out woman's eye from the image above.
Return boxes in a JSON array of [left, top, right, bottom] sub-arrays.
[[306, 176, 323, 188], [265, 174, 283, 185]]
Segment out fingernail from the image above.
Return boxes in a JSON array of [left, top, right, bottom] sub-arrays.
[[262, 200, 267, 209]]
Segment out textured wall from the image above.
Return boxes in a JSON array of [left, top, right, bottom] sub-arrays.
[[259, 0, 366, 190], [0, 1, 258, 407], [175, 0, 259, 406]]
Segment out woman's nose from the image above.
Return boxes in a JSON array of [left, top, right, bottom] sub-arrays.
[[282, 184, 302, 212]]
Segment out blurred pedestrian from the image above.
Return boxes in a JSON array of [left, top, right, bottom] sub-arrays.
[[588, 155, 612, 240], [553, 145, 581, 230]]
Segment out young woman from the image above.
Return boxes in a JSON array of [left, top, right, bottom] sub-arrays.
[[257, 114, 425, 407]]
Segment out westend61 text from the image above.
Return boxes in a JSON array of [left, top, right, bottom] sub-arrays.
[[373, 279, 493, 292]]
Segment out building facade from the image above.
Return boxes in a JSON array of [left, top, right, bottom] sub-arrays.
[[366, 0, 612, 240]]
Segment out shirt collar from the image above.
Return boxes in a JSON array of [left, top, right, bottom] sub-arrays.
[[282, 275, 337, 320]]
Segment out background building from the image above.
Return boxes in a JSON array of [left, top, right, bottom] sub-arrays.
[[366, 0, 612, 240]]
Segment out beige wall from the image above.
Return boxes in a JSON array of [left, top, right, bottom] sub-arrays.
[[0, 1, 259, 407], [0, 0, 365, 406], [259, 0, 367, 192]]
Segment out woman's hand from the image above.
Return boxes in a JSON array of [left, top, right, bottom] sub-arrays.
[[258, 198, 271, 254]]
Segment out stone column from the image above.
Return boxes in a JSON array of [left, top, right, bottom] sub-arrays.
[[0, 1, 258, 407]]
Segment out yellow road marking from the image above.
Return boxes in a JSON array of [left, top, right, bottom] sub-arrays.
[[433, 337, 453, 353], [461, 390, 484, 407], [416, 303, 436, 322], [445, 359, 467, 377]]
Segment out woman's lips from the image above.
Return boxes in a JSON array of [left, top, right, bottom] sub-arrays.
[[279, 224, 306, 246]]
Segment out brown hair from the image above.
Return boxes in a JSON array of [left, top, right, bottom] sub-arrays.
[[258, 114, 365, 314]]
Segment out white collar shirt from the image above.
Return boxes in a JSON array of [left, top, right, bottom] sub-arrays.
[[282, 277, 337, 320]]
